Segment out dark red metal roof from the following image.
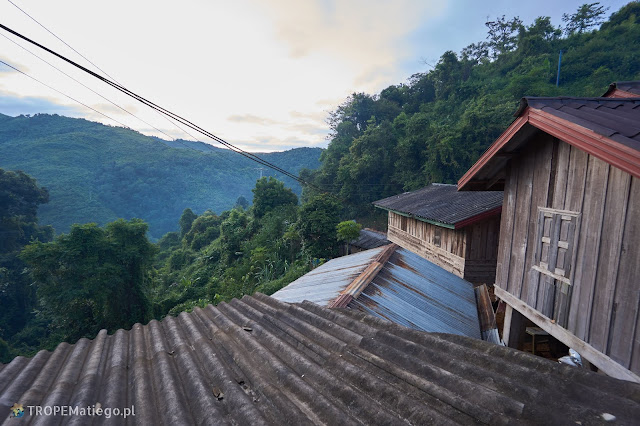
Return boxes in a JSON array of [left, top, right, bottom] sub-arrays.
[[373, 183, 503, 228], [459, 96, 640, 190], [603, 81, 640, 98]]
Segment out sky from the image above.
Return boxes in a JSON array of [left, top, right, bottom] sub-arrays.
[[0, 0, 630, 152]]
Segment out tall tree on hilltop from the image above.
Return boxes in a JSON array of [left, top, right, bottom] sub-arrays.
[[563, 2, 609, 35], [485, 15, 523, 58]]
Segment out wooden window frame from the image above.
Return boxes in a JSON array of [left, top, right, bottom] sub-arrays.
[[531, 207, 581, 285], [433, 227, 442, 248]]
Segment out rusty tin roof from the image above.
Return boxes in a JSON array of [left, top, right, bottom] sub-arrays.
[[271, 246, 386, 306]]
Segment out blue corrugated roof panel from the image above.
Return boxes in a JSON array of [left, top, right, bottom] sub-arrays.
[[272, 245, 481, 339], [350, 248, 481, 339], [271, 246, 386, 305]]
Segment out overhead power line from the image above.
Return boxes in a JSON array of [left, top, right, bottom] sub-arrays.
[[6, 0, 118, 82], [6, 0, 204, 143], [0, 31, 177, 141], [0, 22, 326, 192]]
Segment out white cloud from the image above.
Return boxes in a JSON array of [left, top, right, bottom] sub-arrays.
[[0, 0, 446, 151]]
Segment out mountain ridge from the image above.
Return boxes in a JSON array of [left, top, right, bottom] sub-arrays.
[[0, 112, 322, 239]]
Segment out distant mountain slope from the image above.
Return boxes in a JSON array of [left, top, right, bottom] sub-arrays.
[[0, 113, 322, 239]]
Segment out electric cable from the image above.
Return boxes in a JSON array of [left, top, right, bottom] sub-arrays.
[[0, 31, 177, 141], [6, 0, 205, 143], [0, 22, 327, 191]]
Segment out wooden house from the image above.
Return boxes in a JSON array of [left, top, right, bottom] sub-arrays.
[[458, 89, 640, 382], [373, 184, 503, 285]]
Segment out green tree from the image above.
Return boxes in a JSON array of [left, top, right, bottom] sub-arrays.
[[336, 220, 362, 255], [335, 119, 401, 218], [0, 169, 52, 253], [21, 219, 155, 342], [298, 194, 341, 259], [251, 177, 298, 218], [179, 208, 197, 237], [0, 169, 52, 343], [219, 209, 250, 260], [485, 15, 523, 58], [234, 196, 250, 210], [0, 337, 9, 363], [563, 2, 609, 35], [183, 212, 222, 251]]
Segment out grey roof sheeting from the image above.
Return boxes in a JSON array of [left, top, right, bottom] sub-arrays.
[[373, 184, 503, 227], [615, 81, 640, 95], [2, 294, 640, 425], [273, 246, 481, 339], [350, 228, 390, 250], [459, 94, 640, 191]]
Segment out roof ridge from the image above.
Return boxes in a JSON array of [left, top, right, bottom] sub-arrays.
[[328, 244, 398, 308], [516, 96, 640, 116]]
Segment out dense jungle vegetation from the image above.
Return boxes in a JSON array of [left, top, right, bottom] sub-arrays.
[[1, 2, 639, 362], [302, 1, 640, 226], [1, 171, 350, 361]]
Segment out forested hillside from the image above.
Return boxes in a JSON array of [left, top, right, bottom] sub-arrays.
[[303, 2, 640, 225], [1, 172, 348, 362], [0, 113, 321, 239]]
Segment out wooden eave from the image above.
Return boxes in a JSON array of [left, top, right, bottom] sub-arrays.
[[458, 106, 640, 190]]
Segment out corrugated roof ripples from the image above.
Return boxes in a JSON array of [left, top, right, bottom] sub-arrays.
[[2, 293, 639, 424]]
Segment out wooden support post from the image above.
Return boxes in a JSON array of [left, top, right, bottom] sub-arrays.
[[502, 304, 526, 349]]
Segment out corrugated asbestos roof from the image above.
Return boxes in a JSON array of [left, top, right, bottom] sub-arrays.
[[373, 183, 503, 227], [350, 228, 390, 250], [2, 293, 639, 425], [271, 246, 385, 305], [273, 246, 481, 339]]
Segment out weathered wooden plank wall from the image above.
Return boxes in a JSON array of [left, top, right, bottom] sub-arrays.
[[496, 164, 516, 292], [525, 136, 554, 306], [506, 141, 535, 297], [387, 212, 466, 277], [616, 180, 640, 371], [496, 135, 640, 374], [388, 211, 499, 284], [464, 215, 501, 284]]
